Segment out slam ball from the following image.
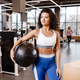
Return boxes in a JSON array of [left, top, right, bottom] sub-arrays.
[[14, 42, 38, 67]]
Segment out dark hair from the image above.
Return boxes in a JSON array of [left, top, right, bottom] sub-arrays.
[[38, 7, 59, 31], [68, 26, 70, 29]]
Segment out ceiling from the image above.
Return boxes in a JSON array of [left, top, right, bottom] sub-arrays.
[[1, 0, 80, 13], [0, 0, 80, 5]]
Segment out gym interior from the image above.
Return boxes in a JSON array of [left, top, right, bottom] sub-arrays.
[[0, 0, 80, 80]]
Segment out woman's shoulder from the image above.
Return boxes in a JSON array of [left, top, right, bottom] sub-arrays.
[[54, 30, 59, 35], [53, 30, 60, 38], [31, 28, 40, 35], [34, 28, 40, 32], [67, 29, 71, 31]]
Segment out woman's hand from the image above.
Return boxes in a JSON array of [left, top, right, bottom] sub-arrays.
[[10, 49, 15, 63], [56, 68, 62, 80]]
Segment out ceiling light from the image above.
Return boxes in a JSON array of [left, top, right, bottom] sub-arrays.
[[50, 0, 61, 8]]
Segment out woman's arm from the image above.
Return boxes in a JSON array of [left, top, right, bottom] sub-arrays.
[[10, 29, 37, 62], [55, 31, 62, 79], [56, 31, 61, 70], [71, 30, 73, 33], [12, 30, 36, 50]]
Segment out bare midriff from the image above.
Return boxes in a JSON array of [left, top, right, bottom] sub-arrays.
[[37, 47, 55, 54]]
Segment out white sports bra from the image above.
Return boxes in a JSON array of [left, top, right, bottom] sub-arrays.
[[36, 28, 57, 48]]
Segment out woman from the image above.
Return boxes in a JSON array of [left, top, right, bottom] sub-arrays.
[[66, 26, 73, 45], [10, 7, 62, 80]]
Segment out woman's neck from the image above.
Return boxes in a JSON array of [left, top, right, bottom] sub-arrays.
[[42, 26, 51, 32]]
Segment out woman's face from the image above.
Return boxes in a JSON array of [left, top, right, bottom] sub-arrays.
[[40, 12, 50, 26]]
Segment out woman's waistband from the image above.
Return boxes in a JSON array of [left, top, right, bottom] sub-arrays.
[[37, 44, 55, 48], [39, 53, 55, 58]]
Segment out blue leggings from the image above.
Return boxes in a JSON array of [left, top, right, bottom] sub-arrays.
[[32, 53, 60, 80]]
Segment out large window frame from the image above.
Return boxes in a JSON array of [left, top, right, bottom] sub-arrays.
[[60, 6, 80, 36]]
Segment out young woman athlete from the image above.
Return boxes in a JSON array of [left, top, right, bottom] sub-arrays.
[[10, 7, 62, 80]]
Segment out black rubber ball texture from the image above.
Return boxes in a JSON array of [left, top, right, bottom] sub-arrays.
[[14, 42, 38, 67]]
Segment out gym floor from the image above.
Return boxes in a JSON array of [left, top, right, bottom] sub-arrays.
[[0, 42, 80, 80]]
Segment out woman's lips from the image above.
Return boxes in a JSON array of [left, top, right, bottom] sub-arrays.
[[42, 22, 45, 23]]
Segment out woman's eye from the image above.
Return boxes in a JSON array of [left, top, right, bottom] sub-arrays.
[[41, 16, 48, 18]]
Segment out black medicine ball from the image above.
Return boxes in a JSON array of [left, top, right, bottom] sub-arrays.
[[14, 42, 38, 67]]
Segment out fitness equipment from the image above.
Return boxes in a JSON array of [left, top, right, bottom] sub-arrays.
[[14, 42, 38, 67], [1, 13, 12, 31]]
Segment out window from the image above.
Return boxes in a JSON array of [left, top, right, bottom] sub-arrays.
[[0, 5, 2, 31], [77, 23, 80, 36], [78, 6, 80, 22], [60, 6, 80, 36], [27, 9, 35, 26], [60, 7, 65, 22], [36, 9, 42, 28], [12, 13, 17, 29], [51, 8, 55, 13], [66, 7, 77, 22]]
